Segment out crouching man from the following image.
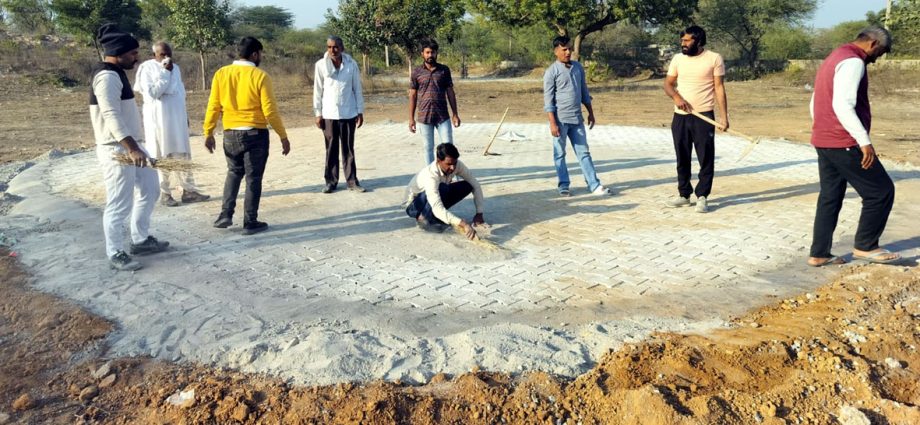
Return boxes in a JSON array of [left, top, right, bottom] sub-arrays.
[[405, 143, 485, 239]]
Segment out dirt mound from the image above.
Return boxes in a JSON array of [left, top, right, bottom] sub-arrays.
[[2, 246, 918, 424]]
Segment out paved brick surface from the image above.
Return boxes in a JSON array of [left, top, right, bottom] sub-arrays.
[[4, 123, 919, 384]]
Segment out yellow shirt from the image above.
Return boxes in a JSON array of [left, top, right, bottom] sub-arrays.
[[203, 61, 287, 138], [666, 50, 725, 114]]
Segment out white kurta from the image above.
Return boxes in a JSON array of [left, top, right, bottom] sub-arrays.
[[135, 59, 190, 158]]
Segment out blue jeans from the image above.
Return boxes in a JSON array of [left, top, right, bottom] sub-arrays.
[[552, 122, 601, 192], [418, 118, 453, 164]]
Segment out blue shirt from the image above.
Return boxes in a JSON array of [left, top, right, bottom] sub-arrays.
[[543, 60, 591, 125]]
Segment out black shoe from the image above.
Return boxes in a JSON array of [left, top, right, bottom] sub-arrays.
[[110, 250, 142, 271], [348, 184, 366, 193], [322, 184, 336, 194], [213, 215, 232, 228], [129, 236, 170, 256], [242, 221, 268, 235]]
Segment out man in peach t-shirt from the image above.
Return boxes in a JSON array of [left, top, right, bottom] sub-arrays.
[[663, 25, 729, 213]]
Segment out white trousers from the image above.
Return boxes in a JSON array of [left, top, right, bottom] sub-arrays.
[[96, 144, 160, 257], [157, 152, 201, 195]]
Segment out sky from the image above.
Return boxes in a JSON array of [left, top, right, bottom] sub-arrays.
[[241, 0, 890, 31]]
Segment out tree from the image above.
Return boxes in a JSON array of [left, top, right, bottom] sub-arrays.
[[326, 0, 386, 75], [810, 20, 868, 58], [167, 0, 232, 90], [695, 0, 816, 71], [761, 24, 811, 60], [139, 0, 172, 41], [231, 5, 294, 41], [888, 0, 920, 56], [0, 0, 53, 33], [374, 0, 465, 74], [470, 0, 697, 60], [51, 0, 149, 57]]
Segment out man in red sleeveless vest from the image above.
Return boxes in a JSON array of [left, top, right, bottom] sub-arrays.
[[808, 26, 899, 267]]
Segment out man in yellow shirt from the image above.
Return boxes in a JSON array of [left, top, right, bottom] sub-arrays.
[[204, 37, 291, 235]]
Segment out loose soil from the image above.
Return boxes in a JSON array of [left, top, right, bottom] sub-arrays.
[[3, 248, 920, 424], [2, 64, 919, 424]]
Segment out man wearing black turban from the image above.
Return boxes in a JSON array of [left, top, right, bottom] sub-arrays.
[[89, 24, 170, 271]]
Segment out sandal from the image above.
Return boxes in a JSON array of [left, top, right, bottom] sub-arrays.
[[853, 249, 901, 265], [808, 255, 847, 267]]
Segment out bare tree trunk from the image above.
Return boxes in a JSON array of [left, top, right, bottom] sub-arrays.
[[199, 51, 206, 91], [362, 52, 369, 75], [93, 39, 102, 61], [573, 33, 584, 61], [885, 0, 893, 29], [385, 45, 390, 68]]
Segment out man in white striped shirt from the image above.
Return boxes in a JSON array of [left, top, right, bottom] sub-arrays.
[[405, 143, 485, 240]]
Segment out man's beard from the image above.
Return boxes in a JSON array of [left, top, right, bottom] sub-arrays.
[[425, 57, 436, 64], [682, 44, 701, 56], [254, 58, 261, 67]]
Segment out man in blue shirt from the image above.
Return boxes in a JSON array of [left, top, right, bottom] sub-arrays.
[[543, 36, 612, 197]]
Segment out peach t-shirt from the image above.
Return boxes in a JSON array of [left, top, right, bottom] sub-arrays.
[[666, 50, 725, 114]]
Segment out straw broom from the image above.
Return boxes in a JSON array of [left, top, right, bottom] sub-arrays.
[[453, 225, 502, 251], [112, 153, 202, 172]]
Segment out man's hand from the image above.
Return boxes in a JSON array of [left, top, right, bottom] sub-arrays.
[[409, 118, 416, 133], [128, 148, 148, 167], [205, 136, 216, 154], [356, 113, 364, 128], [549, 121, 560, 137], [280, 138, 291, 156], [718, 117, 730, 132], [315, 116, 325, 130], [673, 95, 691, 113], [860, 144, 876, 170], [458, 220, 477, 240], [451, 114, 461, 128], [587, 113, 596, 129], [472, 213, 485, 226]]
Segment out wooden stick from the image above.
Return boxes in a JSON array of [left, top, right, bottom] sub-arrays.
[[482, 107, 510, 156], [688, 110, 761, 162], [688, 110, 754, 141]]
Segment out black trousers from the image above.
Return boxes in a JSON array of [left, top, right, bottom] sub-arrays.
[[671, 111, 715, 198], [810, 147, 895, 258], [323, 118, 358, 187], [220, 129, 269, 225], [405, 181, 473, 225]]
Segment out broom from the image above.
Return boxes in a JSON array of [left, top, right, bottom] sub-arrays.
[[689, 110, 764, 162], [112, 154, 202, 172]]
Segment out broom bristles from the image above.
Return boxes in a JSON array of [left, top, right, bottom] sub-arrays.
[[112, 154, 202, 172]]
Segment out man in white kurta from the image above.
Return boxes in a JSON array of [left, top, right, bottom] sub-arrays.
[[135, 41, 208, 207]]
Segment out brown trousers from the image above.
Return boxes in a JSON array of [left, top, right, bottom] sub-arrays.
[[323, 118, 358, 187]]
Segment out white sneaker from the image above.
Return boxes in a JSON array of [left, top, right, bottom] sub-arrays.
[[665, 196, 692, 208], [592, 185, 613, 196], [696, 196, 709, 213]]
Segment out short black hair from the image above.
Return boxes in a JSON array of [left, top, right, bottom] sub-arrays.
[[421, 39, 439, 52], [238, 37, 263, 59], [680, 26, 706, 47], [436, 143, 459, 161], [552, 36, 570, 49]]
